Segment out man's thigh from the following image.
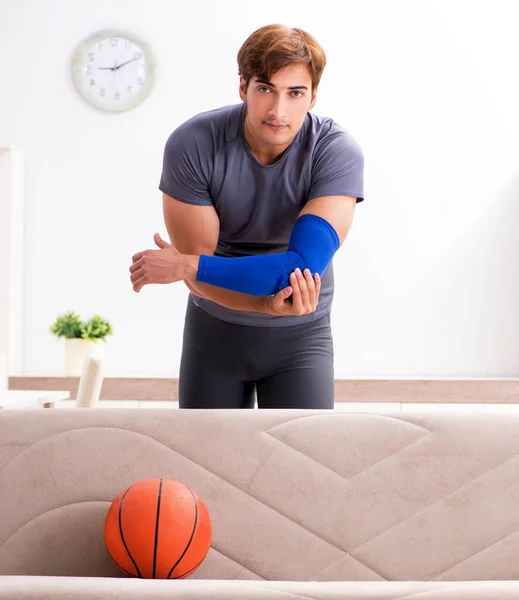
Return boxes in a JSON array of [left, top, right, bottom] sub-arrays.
[[255, 312, 335, 409], [179, 361, 255, 408], [178, 299, 255, 409], [256, 359, 334, 409]]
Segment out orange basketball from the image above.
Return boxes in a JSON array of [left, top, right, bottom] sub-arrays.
[[104, 477, 212, 579]]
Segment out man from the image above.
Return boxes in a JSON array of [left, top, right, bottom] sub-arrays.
[[130, 24, 365, 409]]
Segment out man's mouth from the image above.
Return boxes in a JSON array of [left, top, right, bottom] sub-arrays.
[[264, 123, 287, 132]]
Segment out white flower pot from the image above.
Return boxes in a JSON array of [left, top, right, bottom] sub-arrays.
[[65, 339, 103, 377]]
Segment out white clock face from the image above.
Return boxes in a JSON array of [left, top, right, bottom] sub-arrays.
[[72, 30, 156, 112]]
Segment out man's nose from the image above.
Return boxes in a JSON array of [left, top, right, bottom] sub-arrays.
[[268, 96, 287, 121]]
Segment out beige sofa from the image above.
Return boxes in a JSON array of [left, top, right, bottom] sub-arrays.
[[1, 408, 519, 599]]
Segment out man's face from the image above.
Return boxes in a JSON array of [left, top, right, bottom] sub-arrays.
[[239, 62, 317, 158]]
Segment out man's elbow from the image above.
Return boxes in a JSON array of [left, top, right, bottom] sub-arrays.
[[184, 279, 208, 299]]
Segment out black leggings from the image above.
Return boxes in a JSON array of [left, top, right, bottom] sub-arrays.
[[178, 299, 334, 409]]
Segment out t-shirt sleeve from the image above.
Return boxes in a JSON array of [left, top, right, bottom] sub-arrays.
[[308, 130, 365, 203], [158, 121, 214, 206]]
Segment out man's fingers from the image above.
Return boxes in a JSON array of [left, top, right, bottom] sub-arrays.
[[304, 267, 315, 291], [290, 271, 304, 314], [303, 268, 316, 309], [130, 265, 145, 284], [131, 249, 149, 263], [154, 232, 170, 249], [296, 268, 310, 312], [129, 258, 143, 273], [132, 275, 147, 293], [272, 286, 292, 311]]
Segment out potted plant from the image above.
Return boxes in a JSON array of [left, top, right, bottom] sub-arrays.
[[50, 311, 113, 376]]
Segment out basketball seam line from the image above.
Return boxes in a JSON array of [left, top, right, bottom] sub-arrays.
[[172, 547, 210, 579], [167, 486, 198, 579], [105, 547, 137, 578], [119, 485, 142, 578], [152, 478, 163, 579]]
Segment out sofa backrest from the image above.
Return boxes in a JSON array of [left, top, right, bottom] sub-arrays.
[[1, 408, 519, 581]]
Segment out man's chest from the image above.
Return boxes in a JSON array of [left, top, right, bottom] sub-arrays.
[[209, 148, 313, 247]]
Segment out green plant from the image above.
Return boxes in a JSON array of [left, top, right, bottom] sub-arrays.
[[50, 311, 113, 342], [81, 314, 113, 342]]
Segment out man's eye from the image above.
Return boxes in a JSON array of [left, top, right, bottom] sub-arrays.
[[258, 87, 271, 93]]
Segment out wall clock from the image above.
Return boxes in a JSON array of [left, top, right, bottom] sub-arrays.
[[71, 29, 156, 112]]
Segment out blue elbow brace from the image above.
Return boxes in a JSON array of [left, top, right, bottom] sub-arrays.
[[195, 214, 340, 296]]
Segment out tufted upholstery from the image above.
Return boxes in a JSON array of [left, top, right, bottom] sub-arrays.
[[1, 408, 519, 598]]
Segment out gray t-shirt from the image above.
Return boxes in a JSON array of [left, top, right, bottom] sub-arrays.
[[159, 102, 364, 327]]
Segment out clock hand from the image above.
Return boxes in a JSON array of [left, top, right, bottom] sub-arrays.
[[97, 57, 138, 72], [115, 57, 138, 70]]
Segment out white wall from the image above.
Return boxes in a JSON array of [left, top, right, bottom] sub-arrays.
[[1, 0, 518, 379], [0, 147, 24, 383]]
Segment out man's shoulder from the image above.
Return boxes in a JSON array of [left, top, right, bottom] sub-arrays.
[[301, 111, 362, 155], [168, 103, 244, 147]]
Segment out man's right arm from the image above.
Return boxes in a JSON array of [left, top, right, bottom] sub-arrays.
[[162, 193, 270, 313]]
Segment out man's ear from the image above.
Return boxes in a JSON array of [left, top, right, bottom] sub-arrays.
[[239, 76, 248, 102], [309, 86, 318, 110]]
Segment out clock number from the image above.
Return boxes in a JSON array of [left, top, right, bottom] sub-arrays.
[[88, 53, 95, 62], [134, 52, 142, 59], [110, 38, 118, 47], [100, 88, 106, 97], [98, 43, 103, 51], [114, 91, 120, 100], [125, 40, 131, 50], [137, 77, 144, 86], [86, 65, 92, 75], [90, 79, 95, 86], [127, 86, 133, 94]]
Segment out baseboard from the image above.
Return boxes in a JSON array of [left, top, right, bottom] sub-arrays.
[[8, 376, 519, 403]]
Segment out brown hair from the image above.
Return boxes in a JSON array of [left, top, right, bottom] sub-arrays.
[[237, 24, 326, 91]]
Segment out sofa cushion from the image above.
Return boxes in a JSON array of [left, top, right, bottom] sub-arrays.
[[2, 409, 519, 582]]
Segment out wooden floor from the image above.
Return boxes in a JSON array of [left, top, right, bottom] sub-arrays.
[[8, 376, 519, 403]]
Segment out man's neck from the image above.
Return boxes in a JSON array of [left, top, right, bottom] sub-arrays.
[[243, 113, 290, 166]]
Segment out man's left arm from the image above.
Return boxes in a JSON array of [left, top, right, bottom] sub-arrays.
[[191, 195, 356, 296], [297, 127, 364, 246], [298, 195, 356, 247]]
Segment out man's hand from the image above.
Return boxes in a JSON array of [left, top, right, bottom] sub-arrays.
[[130, 233, 198, 293], [263, 268, 321, 316]]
